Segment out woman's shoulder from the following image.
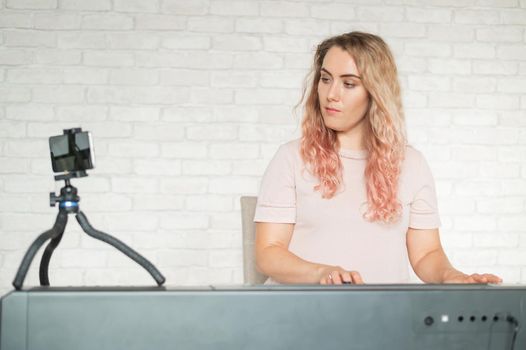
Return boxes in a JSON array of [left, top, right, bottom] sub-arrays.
[[404, 144, 426, 162], [273, 138, 301, 160], [402, 145, 435, 181]]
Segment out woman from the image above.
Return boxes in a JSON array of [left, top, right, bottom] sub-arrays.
[[254, 32, 501, 285]]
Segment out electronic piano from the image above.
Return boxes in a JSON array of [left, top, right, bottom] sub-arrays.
[[1, 284, 525, 350]]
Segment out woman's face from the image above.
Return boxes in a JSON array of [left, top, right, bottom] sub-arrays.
[[317, 46, 370, 145]]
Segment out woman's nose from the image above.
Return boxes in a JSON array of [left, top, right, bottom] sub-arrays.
[[327, 83, 340, 101]]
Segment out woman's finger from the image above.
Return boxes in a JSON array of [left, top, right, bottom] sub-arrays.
[[350, 271, 364, 284], [331, 270, 343, 284]]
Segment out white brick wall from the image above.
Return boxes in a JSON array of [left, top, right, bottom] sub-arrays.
[[0, 1, 525, 295]]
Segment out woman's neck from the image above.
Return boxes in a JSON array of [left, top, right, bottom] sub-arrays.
[[337, 129, 365, 151]]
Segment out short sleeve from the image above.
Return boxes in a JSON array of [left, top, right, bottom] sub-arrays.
[[409, 152, 441, 229], [254, 143, 296, 223]]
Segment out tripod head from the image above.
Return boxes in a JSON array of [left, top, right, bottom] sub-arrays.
[[50, 178, 81, 213]]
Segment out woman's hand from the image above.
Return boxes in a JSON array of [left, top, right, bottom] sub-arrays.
[[318, 266, 364, 285], [442, 270, 502, 284]]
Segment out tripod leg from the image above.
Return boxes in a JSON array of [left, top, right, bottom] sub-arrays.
[[12, 210, 68, 290], [39, 219, 67, 286], [76, 211, 165, 286]]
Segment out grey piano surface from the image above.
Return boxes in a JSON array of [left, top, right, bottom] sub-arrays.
[[1, 284, 525, 350]]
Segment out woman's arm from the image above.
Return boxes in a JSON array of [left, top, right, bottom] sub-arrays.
[[255, 222, 363, 284], [406, 228, 502, 283]]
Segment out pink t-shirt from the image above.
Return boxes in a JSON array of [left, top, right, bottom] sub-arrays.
[[254, 139, 441, 283]]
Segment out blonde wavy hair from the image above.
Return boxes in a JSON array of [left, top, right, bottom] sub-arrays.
[[299, 32, 407, 224]]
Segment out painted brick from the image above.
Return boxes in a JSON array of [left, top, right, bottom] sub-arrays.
[[427, 25, 475, 42], [235, 18, 282, 34], [454, 43, 496, 59], [260, 1, 309, 17], [84, 51, 134, 67], [233, 52, 283, 70], [263, 36, 310, 53], [210, 71, 256, 88], [454, 9, 499, 24], [162, 0, 209, 15], [356, 6, 404, 22], [110, 106, 160, 122], [110, 69, 158, 85], [429, 93, 475, 108], [182, 160, 231, 175], [33, 13, 80, 29], [157, 250, 208, 267], [32, 86, 84, 104], [36, 49, 81, 65], [58, 32, 107, 49], [501, 9, 526, 24], [473, 61, 517, 75], [0, 13, 33, 28], [107, 32, 160, 50], [186, 125, 237, 141], [210, 0, 258, 16], [260, 70, 305, 89], [406, 8, 452, 23], [7, 67, 63, 84], [63, 67, 108, 84], [5, 30, 56, 48], [408, 76, 450, 91], [477, 26, 524, 42], [209, 176, 258, 194], [212, 34, 262, 51], [87, 86, 190, 104], [497, 78, 526, 93], [209, 250, 241, 267], [284, 19, 331, 36], [161, 177, 208, 194], [135, 15, 186, 30], [187, 17, 234, 33], [161, 34, 210, 49], [162, 107, 213, 123], [235, 88, 296, 105], [476, 94, 520, 110], [0, 157, 30, 174], [56, 106, 108, 122], [108, 141, 159, 158], [114, 0, 159, 13], [477, 197, 523, 214], [6, 0, 56, 9], [380, 23, 426, 38], [213, 106, 258, 123], [284, 53, 312, 69], [59, 0, 111, 11], [136, 52, 232, 69], [162, 142, 208, 159], [497, 45, 526, 60], [405, 42, 452, 57], [6, 105, 54, 121], [209, 143, 259, 159], [132, 194, 185, 211], [133, 123, 185, 141], [0, 86, 30, 102], [190, 87, 234, 105], [186, 195, 233, 212], [111, 177, 158, 194], [428, 58, 471, 75]]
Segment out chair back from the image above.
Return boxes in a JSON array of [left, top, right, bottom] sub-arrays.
[[240, 196, 267, 284]]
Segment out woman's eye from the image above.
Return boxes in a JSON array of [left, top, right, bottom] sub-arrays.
[[344, 82, 355, 88], [320, 77, 330, 83]]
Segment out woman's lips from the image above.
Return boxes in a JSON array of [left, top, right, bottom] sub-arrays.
[[325, 107, 341, 114]]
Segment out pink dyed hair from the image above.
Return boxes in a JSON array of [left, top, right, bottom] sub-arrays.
[[299, 32, 407, 223]]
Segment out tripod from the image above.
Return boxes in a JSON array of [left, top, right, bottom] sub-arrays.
[[12, 172, 165, 290]]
